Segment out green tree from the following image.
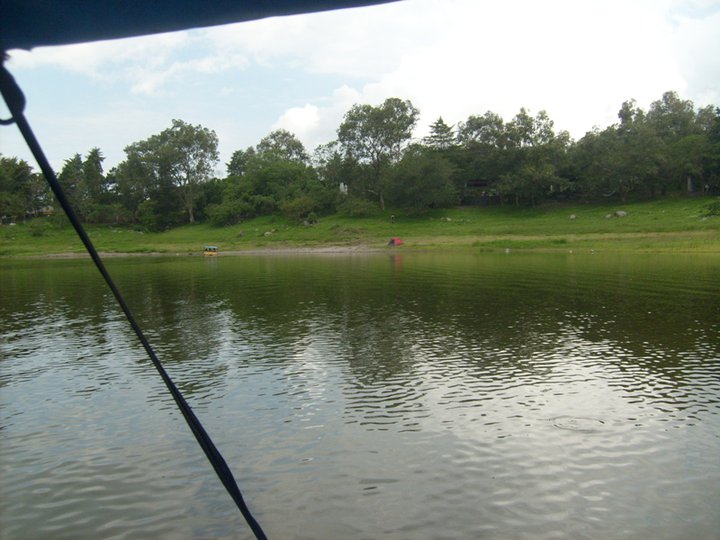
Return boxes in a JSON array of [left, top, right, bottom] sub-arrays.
[[118, 137, 183, 229], [81, 147, 120, 222], [256, 129, 308, 163], [211, 130, 328, 225], [617, 102, 666, 198], [505, 108, 557, 148], [647, 91, 697, 141], [167, 120, 219, 223], [457, 111, 505, 148], [126, 119, 219, 224], [424, 117, 456, 150], [82, 147, 106, 203], [227, 147, 256, 177], [0, 156, 46, 222], [455, 111, 507, 202], [107, 151, 154, 224], [57, 153, 87, 217], [387, 145, 458, 210], [498, 109, 571, 205], [669, 134, 708, 193], [337, 97, 419, 210], [312, 142, 343, 186], [573, 127, 630, 199], [704, 107, 720, 193]]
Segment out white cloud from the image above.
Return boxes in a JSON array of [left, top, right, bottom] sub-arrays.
[[273, 104, 320, 138], [243, 0, 707, 151], [128, 54, 249, 95], [8, 31, 249, 96], [4, 0, 719, 170], [264, 0, 701, 149], [203, 2, 417, 78], [669, 7, 720, 107], [272, 85, 363, 151], [8, 32, 190, 78], [354, 0, 687, 138]]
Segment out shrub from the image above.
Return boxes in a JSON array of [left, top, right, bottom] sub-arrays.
[[28, 219, 49, 237], [48, 211, 70, 229], [280, 196, 318, 222], [337, 197, 378, 217], [206, 200, 254, 227], [703, 199, 720, 217], [137, 200, 161, 231]]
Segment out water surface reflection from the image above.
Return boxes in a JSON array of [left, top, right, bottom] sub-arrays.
[[1, 252, 719, 539]]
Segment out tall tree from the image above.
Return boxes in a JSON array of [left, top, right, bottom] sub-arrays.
[[127, 119, 219, 224], [227, 147, 256, 177], [454, 111, 508, 202], [647, 91, 696, 141], [387, 145, 458, 210], [58, 153, 87, 217], [81, 147, 106, 203], [0, 156, 46, 221], [617, 100, 667, 198], [498, 109, 571, 205], [168, 120, 219, 223], [108, 151, 155, 224], [457, 111, 505, 148], [424, 117, 456, 150], [256, 129, 308, 163], [337, 97, 419, 209]]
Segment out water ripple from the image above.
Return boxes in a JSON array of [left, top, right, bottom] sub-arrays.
[[1, 253, 719, 539]]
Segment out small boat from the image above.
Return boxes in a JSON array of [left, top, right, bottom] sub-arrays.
[[204, 245, 219, 256]]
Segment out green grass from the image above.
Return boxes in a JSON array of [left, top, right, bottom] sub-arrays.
[[2, 196, 719, 257]]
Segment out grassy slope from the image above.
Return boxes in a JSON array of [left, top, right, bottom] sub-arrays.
[[1, 197, 719, 257]]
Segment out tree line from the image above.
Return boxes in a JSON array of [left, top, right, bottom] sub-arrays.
[[1, 91, 719, 229]]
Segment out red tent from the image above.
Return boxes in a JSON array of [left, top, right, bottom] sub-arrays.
[[388, 237, 404, 246]]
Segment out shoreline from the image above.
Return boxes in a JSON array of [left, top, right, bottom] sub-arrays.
[[16, 245, 393, 260], [10, 241, 720, 260]]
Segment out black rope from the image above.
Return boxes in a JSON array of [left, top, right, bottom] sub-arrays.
[[0, 62, 268, 540]]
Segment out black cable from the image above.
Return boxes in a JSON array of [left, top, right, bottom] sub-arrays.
[[0, 62, 268, 540]]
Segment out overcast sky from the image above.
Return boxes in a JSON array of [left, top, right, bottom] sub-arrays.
[[2, 0, 719, 175]]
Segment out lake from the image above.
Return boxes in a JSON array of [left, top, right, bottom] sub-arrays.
[[1, 252, 719, 539]]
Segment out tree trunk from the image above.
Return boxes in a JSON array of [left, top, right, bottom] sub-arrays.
[[379, 191, 385, 211], [188, 206, 195, 224]]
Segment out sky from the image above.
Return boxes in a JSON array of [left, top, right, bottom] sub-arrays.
[[1, 0, 719, 175]]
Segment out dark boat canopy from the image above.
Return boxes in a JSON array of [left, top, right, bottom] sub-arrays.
[[1, 0, 398, 51]]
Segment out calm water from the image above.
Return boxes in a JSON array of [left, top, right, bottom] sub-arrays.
[[1, 252, 719, 539]]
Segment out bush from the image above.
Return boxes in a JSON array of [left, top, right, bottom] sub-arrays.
[[336, 197, 378, 217], [703, 199, 720, 217], [280, 195, 318, 222], [206, 200, 254, 227], [86, 203, 128, 225], [48, 211, 70, 229], [137, 200, 161, 231], [28, 219, 50, 237]]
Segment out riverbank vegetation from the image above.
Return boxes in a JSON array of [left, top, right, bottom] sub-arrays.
[[1, 90, 719, 256], [1, 197, 718, 256]]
